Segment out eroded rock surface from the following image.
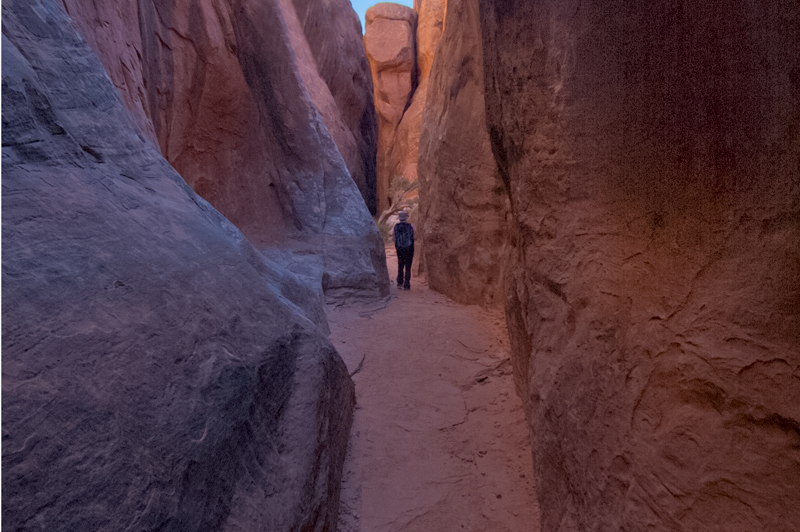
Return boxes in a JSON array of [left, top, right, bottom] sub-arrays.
[[62, 0, 389, 299], [415, 0, 445, 84], [417, 0, 507, 307], [479, 1, 800, 530], [385, 81, 426, 189], [292, 0, 379, 213], [365, 0, 446, 214], [364, 2, 417, 210], [2, 1, 353, 530]]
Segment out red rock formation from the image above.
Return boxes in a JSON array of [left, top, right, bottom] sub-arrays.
[[365, 0, 446, 217], [415, 0, 445, 84], [2, 1, 353, 529], [479, 1, 800, 530], [363, 2, 417, 211], [62, 0, 389, 299], [292, 0, 379, 213], [417, 0, 507, 306], [385, 85, 425, 188]]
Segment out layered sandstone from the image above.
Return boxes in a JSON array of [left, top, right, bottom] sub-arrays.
[[292, 0, 379, 213], [62, 0, 389, 299], [2, 1, 354, 529], [479, 1, 800, 530], [417, 0, 506, 307], [364, 3, 417, 211]]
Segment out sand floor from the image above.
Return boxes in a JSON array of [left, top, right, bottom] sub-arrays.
[[327, 247, 540, 532]]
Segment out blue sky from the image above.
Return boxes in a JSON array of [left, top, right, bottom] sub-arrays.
[[349, 0, 414, 33]]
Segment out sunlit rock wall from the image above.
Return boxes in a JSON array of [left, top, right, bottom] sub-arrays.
[[364, 2, 417, 211], [417, 0, 508, 306], [364, 0, 446, 215], [415, 0, 446, 85], [62, 0, 389, 299], [2, 1, 354, 529], [479, 1, 800, 530]]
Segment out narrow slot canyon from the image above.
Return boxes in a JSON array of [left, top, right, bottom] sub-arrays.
[[3, 0, 799, 531]]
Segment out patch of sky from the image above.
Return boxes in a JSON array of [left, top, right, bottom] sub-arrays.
[[349, 0, 414, 33]]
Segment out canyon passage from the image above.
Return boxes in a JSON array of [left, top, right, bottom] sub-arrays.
[[2, 0, 799, 531]]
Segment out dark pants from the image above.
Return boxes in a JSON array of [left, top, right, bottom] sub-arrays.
[[396, 246, 414, 288]]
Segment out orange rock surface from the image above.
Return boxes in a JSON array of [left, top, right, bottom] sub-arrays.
[[479, 1, 800, 530], [415, 0, 445, 84], [363, 2, 417, 211], [417, 0, 507, 307]]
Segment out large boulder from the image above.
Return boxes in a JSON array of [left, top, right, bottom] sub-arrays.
[[61, 0, 389, 300], [479, 1, 800, 530], [292, 0, 379, 214], [364, 2, 417, 211], [2, 1, 353, 530], [417, 0, 507, 307]]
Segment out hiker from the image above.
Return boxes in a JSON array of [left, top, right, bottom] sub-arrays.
[[393, 211, 415, 290]]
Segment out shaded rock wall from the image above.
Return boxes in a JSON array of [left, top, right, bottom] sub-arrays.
[[364, 2, 417, 211], [417, 0, 507, 306], [2, 1, 354, 530], [292, 0, 379, 213], [61, 0, 389, 299], [478, 0, 800, 530]]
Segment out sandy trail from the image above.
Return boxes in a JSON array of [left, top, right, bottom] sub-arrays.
[[328, 247, 540, 532]]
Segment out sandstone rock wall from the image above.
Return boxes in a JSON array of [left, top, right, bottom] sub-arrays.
[[417, 0, 507, 306], [478, 1, 800, 530], [292, 0, 379, 213], [364, 2, 417, 211], [364, 0, 447, 215], [415, 0, 446, 84], [61, 0, 389, 299], [2, 1, 354, 529]]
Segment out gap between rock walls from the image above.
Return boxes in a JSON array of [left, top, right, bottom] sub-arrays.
[[3, 0, 798, 531]]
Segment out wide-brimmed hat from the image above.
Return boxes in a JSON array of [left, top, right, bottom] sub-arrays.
[[398, 211, 409, 221]]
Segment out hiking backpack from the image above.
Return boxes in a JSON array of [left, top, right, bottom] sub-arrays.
[[394, 222, 414, 249]]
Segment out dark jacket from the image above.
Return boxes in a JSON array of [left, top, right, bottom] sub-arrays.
[[393, 221, 414, 249]]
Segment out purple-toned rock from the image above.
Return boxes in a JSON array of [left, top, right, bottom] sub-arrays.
[[2, 1, 353, 530], [292, 0, 379, 213], [61, 0, 389, 300]]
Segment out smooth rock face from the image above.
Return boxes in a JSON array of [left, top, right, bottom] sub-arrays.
[[62, 0, 389, 299], [385, 80, 427, 188], [364, 2, 417, 211], [292, 0, 379, 214], [415, 0, 445, 84], [2, 1, 353, 530], [417, 0, 507, 307], [479, 1, 800, 530]]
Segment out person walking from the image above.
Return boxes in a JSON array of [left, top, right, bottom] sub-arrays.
[[393, 211, 415, 290]]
